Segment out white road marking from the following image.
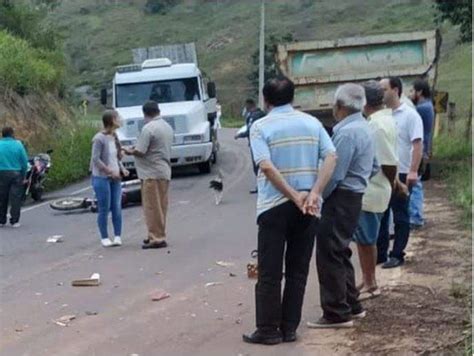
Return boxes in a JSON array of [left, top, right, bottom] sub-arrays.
[[21, 185, 92, 213]]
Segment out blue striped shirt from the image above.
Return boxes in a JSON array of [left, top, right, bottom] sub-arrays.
[[250, 104, 335, 218]]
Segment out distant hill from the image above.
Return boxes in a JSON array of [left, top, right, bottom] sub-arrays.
[[52, 0, 468, 116]]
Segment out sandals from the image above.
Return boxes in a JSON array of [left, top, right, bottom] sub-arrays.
[[358, 287, 381, 302]]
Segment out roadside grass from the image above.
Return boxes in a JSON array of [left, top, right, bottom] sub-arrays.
[[221, 115, 244, 129], [45, 122, 97, 190], [432, 133, 472, 223]]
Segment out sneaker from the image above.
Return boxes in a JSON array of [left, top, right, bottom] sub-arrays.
[[11, 223, 21, 228], [112, 236, 122, 246], [307, 317, 354, 329], [382, 257, 404, 269], [352, 310, 367, 319], [101, 239, 113, 247]]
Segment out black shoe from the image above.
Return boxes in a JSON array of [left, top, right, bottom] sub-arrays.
[[143, 239, 150, 244], [249, 188, 258, 194], [281, 330, 297, 342], [382, 257, 404, 269], [242, 329, 282, 345], [142, 241, 168, 249]]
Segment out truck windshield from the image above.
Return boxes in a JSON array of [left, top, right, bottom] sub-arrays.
[[115, 77, 200, 107]]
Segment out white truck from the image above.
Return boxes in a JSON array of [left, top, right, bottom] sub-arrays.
[[100, 57, 219, 174]]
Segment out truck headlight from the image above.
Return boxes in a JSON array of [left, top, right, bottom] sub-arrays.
[[183, 134, 203, 143]]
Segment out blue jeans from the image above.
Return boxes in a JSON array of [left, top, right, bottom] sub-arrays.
[[409, 179, 424, 226], [377, 173, 411, 262], [92, 176, 122, 239]]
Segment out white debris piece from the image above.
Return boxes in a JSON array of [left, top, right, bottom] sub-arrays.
[[47, 235, 64, 243]]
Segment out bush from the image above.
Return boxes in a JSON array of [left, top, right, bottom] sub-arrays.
[[0, 31, 64, 95], [45, 123, 97, 190]]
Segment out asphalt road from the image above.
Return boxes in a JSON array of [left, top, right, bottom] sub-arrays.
[[0, 129, 343, 356]]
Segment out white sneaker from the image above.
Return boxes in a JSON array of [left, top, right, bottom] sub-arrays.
[[11, 223, 21, 228], [112, 236, 122, 246], [101, 239, 113, 247]]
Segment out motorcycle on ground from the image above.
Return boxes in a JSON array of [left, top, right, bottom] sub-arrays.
[[25, 150, 53, 201], [50, 179, 142, 213]]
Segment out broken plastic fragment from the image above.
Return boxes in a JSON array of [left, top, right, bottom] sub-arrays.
[[47, 235, 64, 243]]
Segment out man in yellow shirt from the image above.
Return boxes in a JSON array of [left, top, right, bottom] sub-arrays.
[[353, 81, 398, 299]]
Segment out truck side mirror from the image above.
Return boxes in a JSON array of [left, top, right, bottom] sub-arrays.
[[207, 82, 216, 99], [100, 88, 107, 106]]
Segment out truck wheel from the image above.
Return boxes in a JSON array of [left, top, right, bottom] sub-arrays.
[[198, 159, 212, 174]]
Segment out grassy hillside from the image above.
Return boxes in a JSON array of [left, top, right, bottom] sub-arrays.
[[53, 0, 442, 114]]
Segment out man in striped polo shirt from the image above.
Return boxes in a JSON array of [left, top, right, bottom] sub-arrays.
[[242, 77, 337, 345]]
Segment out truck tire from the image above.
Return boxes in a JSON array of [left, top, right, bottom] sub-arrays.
[[198, 159, 211, 174]]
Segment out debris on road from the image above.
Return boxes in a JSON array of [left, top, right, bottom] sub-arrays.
[[247, 263, 258, 279], [155, 271, 163, 276], [85, 311, 98, 316], [57, 282, 64, 286], [35, 292, 42, 296], [53, 314, 76, 327], [205, 282, 222, 288], [150, 291, 170, 302], [46, 235, 64, 243], [71, 273, 100, 287], [235, 318, 242, 324], [215, 260, 234, 268], [15, 328, 23, 332], [229, 272, 237, 277]]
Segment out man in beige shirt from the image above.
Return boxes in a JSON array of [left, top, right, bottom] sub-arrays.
[[353, 81, 398, 300], [124, 101, 173, 249]]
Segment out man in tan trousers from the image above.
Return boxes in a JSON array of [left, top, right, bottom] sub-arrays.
[[124, 101, 173, 249]]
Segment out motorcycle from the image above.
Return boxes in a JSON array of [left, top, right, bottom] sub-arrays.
[[50, 179, 142, 213], [25, 150, 53, 201]]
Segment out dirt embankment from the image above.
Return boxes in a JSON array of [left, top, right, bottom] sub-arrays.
[[303, 180, 471, 355], [0, 91, 72, 148]]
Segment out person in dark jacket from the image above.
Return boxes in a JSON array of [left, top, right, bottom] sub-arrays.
[[235, 99, 266, 193], [0, 127, 28, 228]]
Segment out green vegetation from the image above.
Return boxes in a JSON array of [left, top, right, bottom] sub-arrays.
[[45, 122, 97, 189], [0, 1, 65, 95], [0, 31, 64, 95]]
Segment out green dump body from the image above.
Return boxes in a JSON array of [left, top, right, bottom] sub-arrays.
[[276, 31, 439, 126]]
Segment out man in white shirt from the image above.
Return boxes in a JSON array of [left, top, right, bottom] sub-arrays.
[[377, 77, 423, 269]]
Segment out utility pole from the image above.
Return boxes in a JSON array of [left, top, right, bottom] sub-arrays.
[[258, 0, 265, 109]]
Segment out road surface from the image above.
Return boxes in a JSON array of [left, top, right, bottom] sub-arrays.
[[0, 129, 342, 356]]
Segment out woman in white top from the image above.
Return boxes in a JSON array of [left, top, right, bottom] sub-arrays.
[[90, 110, 129, 247]]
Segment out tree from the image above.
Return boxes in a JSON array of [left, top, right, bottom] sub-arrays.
[[248, 33, 295, 97], [434, 0, 472, 42]]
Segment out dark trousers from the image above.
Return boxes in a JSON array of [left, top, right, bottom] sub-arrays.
[[377, 173, 411, 262], [0, 171, 24, 225], [316, 189, 363, 322], [256, 200, 317, 332]]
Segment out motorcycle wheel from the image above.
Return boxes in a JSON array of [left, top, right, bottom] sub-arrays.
[[31, 186, 43, 201], [50, 197, 87, 211]]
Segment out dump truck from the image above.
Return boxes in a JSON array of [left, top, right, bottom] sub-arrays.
[[276, 30, 441, 127]]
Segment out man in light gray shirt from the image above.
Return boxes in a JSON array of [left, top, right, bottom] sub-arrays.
[[124, 101, 173, 249], [307, 83, 378, 329]]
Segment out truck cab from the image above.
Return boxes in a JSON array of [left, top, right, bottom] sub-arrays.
[[104, 58, 218, 174]]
